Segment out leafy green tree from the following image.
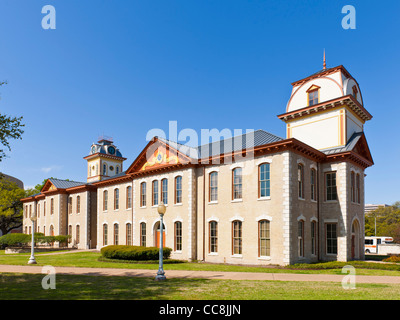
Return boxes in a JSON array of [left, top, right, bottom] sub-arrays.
[[0, 81, 24, 162], [0, 177, 30, 234], [365, 202, 400, 242]]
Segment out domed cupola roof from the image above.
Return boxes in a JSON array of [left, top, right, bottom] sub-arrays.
[[89, 137, 124, 158]]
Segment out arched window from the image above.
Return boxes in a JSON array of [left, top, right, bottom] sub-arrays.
[[68, 197, 73, 214], [103, 224, 108, 246], [209, 221, 218, 253], [232, 220, 242, 255], [116, 166, 119, 174], [103, 164, 107, 176], [351, 171, 355, 202], [76, 195, 80, 214], [68, 225, 72, 243], [126, 223, 132, 245], [114, 188, 119, 210], [161, 179, 168, 205], [140, 222, 146, 247], [152, 180, 159, 206], [311, 168, 317, 201], [232, 168, 242, 200], [175, 176, 182, 204], [174, 221, 182, 251], [103, 190, 108, 211], [76, 225, 80, 244], [258, 163, 270, 198], [126, 186, 132, 209], [140, 182, 146, 207], [298, 164, 304, 199], [356, 173, 361, 204], [298, 220, 304, 257], [258, 220, 270, 257], [209, 172, 218, 202], [50, 198, 54, 215], [311, 221, 317, 256], [114, 223, 119, 245]]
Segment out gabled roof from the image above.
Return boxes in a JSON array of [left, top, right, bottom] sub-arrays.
[[323, 132, 374, 167], [41, 178, 86, 192]]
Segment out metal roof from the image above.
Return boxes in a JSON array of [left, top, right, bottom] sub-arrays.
[[48, 178, 86, 189], [322, 132, 363, 155], [160, 129, 283, 159]]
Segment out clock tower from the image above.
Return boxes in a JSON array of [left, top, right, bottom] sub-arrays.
[[84, 136, 127, 183]]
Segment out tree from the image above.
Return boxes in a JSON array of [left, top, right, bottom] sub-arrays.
[[0, 177, 29, 234], [0, 81, 25, 162], [365, 202, 400, 242]]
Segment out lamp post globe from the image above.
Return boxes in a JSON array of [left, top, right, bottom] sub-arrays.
[[28, 216, 37, 265], [155, 202, 167, 281]]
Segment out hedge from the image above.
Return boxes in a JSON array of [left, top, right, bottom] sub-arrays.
[[101, 245, 172, 261], [0, 233, 71, 248]]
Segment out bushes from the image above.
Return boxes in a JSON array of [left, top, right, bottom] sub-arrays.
[[101, 245, 172, 261], [383, 255, 400, 263], [0, 233, 31, 247], [0, 233, 71, 248]]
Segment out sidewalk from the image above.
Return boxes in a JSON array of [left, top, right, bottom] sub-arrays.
[[1, 264, 400, 284]]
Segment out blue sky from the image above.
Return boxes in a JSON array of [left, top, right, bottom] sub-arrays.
[[0, 0, 399, 204]]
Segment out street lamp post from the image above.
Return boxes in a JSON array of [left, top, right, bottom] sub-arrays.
[[155, 202, 166, 281], [28, 216, 37, 265]]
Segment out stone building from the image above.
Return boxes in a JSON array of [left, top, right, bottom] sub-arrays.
[[21, 63, 373, 265]]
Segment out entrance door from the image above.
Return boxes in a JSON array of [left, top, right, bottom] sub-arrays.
[[155, 222, 166, 248], [351, 235, 355, 260]]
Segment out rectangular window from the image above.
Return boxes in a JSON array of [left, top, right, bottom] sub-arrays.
[[209, 221, 218, 253], [175, 176, 182, 204], [308, 90, 318, 106], [152, 180, 159, 206], [326, 172, 338, 201], [44, 201, 46, 216], [258, 220, 270, 257], [232, 221, 242, 255], [232, 168, 242, 200], [326, 223, 337, 254], [51, 199, 54, 215], [140, 182, 146, 207], [311, 168, 317, 201], [161, 179, 168, 205], [140, 222, 146, 247], [259, 163, 270, 198], [356, 173, 361, 204], [209, 172, 218, 202], [174, 222, 182, 251]]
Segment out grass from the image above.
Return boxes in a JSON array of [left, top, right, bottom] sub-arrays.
[[1, 272, 400, 300], [1, 250, 400, 300], [1, 250, 400, 276]]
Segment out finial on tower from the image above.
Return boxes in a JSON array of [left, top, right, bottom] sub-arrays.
[[323, 49, 326, 70]]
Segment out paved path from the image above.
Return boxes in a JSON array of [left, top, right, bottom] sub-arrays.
[[1, 264, 400, 284]]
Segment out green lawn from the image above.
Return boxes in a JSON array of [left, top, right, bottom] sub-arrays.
[[1, 250, 400, 300], [1, 250, 400, 276], [1, 272, 399, 300]]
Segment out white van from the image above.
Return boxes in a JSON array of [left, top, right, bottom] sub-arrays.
[[365, 236, 394, 254]]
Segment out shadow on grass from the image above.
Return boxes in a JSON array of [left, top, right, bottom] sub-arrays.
[[0, 273, 209, 300]]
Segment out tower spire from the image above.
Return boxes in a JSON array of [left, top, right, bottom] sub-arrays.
[[323, 49, 326, 70]]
